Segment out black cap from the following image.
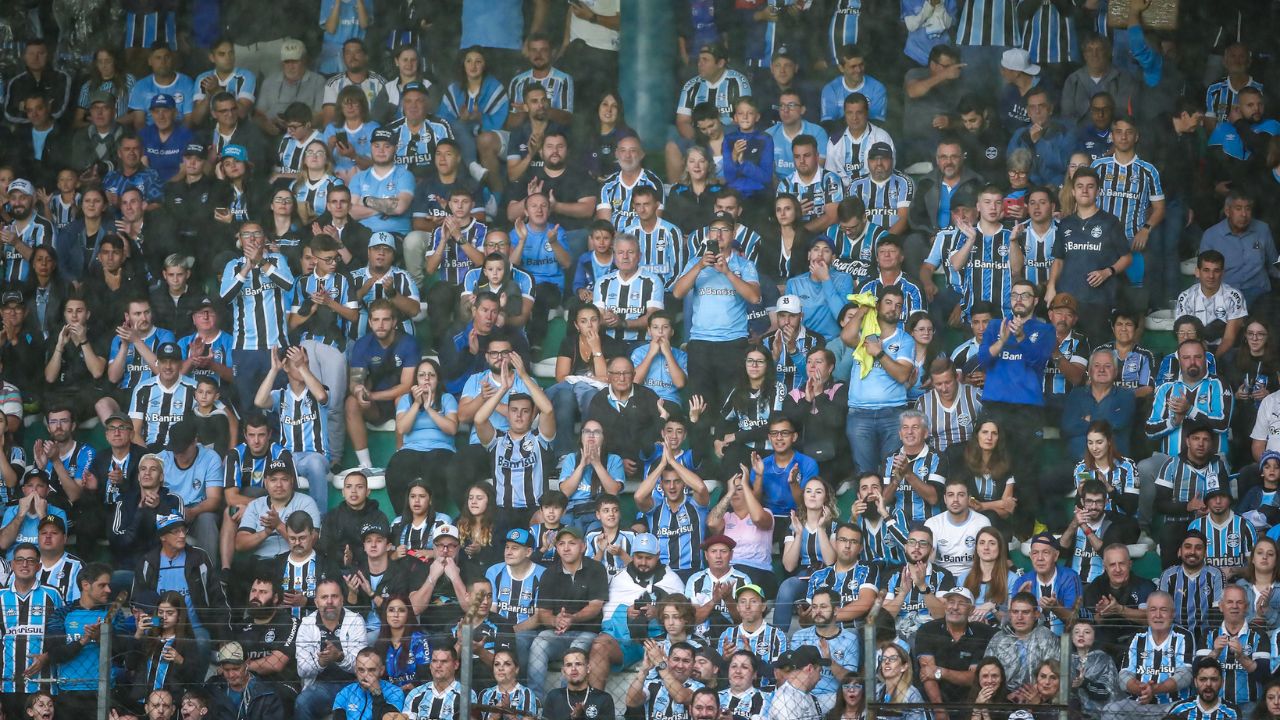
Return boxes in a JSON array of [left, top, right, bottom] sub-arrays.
[[1, 290, 24, 306], [710, 210, 736, 226], [166, 421, 197, 451], [401, 80, 429, 96], [182, 143, 206, 157], [371, 128, 396, 145], [951, 187, 978, 208], [361, 522, 390, 540], [777, 646, 830, 669], [867, 142, 894, 160], [38, 514, 67, 533], [156, 342, 182, 361], [191, 296, 218, 314], [265, 453, 296, 478], [700, 43, 728, 61]]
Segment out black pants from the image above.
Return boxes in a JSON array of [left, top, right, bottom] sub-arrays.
[[562, 41, 619, 112], [426, 282, 461, 349], [687, 338, 748, 412], [983, 401, 1045, 528], [528, 282, 563, 350], [385, 448, 457, 516]]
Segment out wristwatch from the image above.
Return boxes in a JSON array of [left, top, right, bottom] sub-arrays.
[[934, 668, 943, 680]]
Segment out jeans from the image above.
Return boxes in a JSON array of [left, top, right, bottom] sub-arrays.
[[295, 450, 331, 512], [232, 348, 274, 417], [188, 512, 220, 568], [1136, 452, 1171, 534], [191, 625, 213, 682], [527, 630, 596, 695], [1146, 196, 1186, 311], [773, 575, 811, 632], [301, 339, 347, 464], [295, 681, 343, 720], [845, 406, 906, 475], [547, 380, 601, 457], [403, 230, 431, 287]]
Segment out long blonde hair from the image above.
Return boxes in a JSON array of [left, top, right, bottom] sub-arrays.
[[879, 643, 915, 703]]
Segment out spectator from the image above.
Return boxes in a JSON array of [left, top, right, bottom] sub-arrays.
[[841, 286, 917, 476], [206, 641, 286, 720], [1103, 591, 1195, 720], [1157, 530, 1224, 637], [527, 526, 608, 694], [1200, 192, 1278, 306], [916, 586, 995, 706], [296, 577, 368, 720], [985, 590, 1061, 697]]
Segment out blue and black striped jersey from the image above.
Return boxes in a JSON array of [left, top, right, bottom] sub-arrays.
[[1019, 0, 1081, 64], [957, 227, 1018, 318], [1092, 155, 1164, 239], [1123, 626, 1196, 705], [847, 172, 914, 230], [955, 0, 1019, 47], [485, 562, 546, 626], [509, 68, 574, 112], [1157, 564, 1224, 637], [777, 170, 844, 225], [486, 431, 553, 510], [620, 217, 684, 284], [384, 116, 455, 175], [218, 253, 296, 351], [647, 497, 711, 572], [1206, 76, 1263, 123], [1021, 221, 1057, 288], [718, 623, 788, 687], [290, 271, 359, 350], [269, 383, 329, 457], [807, 562, 881, 608], [598, 169, 664, 227], [0, 585, 62, 693], [677, 70, 752, 125], [110, 328, 178, 392], [6, 216, 56, 286], [1198, 624, 1267, 707], [593, 270, 665, 343], [129, 376, 199, 447], [404, 679, 475, 720], [1188, 511, 1256, 572], [1146, 378, 1232, 457], [428, 220, 487, 286]]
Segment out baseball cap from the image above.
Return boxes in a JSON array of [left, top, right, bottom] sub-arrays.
[[700, 533, 737, 551], [280, 38, 306, 62], [156, 513, 187, 534], [431, 524, 461, 543], [810, 235, 836, 250], [1001, 48, 1041, 76], [941, 587, 975, 602], [166, 421, 197, 450], [0, 290, 24, 307], [1029, 532, 1059, 549], [505, 528, 536, 548], [371, 128, 397, 145], [191, 296, 219, 314], [88, 90, 116, 107], [1047, 293, 1078, 313], [21, 468, 50, 486], [555, 526, 584, 541], [777, 646, 830, 669], [632, 532, 660, 556], [105, 411, 132, 426], [1204, 473, 1232, 500], [182, 143, 206, 157], [734, 583, 765, 600], [221, 144, 250, 163], [150, 94, 176, 110], [361, 522, 390, 540], [265, 454, 296, 478], [38, 514, 67, 533], [951, 187, 978, 209], [700, 43, 729, 61], [7, 179, 33, 197], [156, 341, 183, 361], [867, 142, 894, 160], [775, 295, 803, 316], [401, 80, 429, 96], [368, 232, 396, 249], [216, 642, 246, 665], [710, 210, 736, 226]]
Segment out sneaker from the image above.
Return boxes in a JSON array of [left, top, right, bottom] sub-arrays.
[[836, 479, 857, 496], [469, 161, 488, 183]]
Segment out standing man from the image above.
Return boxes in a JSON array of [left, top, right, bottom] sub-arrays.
[[219, 222, 295, 413], [1046, 167, 1130, 345], [841, 286, 917, 476], [1092, 116, 1165, 303]]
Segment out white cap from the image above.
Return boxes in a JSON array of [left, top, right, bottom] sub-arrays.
[[431, 524, 460, 542], [1000, 48, 1041, 76], [775, 295, 803, 315], [941, 586, 975, 602]]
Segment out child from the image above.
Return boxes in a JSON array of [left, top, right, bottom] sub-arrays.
[[190, 375, 237, 456], [424, 188, 487, 333], [571, 219, 616, 307], [389, 480, 452, 561], [510, 194, 571, 348], [630, 311, 689, 407], [461, 252, 534, 328], [584, 493, 634, 577], [529, 490, 568, 566], [721, 97, 775, 208], [1244, 451, 1280, 530], [39, 169, 80, 230], [1069, 621, 1119, 720], [716, 584, 787, 689]]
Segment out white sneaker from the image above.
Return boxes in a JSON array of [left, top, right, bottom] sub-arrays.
[[836, 479, 857, 496], [469, 161, 488, 183]]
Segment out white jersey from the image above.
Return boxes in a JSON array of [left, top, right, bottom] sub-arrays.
[[924, 510, 992, 576], [1174, 284, 1248, 348]]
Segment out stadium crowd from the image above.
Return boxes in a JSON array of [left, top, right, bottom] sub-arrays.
[[6, 2, 1280, 720]]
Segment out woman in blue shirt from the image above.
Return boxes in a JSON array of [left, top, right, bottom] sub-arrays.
[[323, 85, 380, 180], [440, 46, 509, 178], [386, 359, 458, 517], [374, 595, 431, 692], [557, 419, 625, 532]]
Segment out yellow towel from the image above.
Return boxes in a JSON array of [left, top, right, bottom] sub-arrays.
[[847, 292, 882, 378]]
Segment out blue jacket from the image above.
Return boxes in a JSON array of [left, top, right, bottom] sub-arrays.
[[976, 317, 1055, 406], [1008, 120, 1075, 185], [1061, 385, 1137, 458], [721, 129, 774, 197]]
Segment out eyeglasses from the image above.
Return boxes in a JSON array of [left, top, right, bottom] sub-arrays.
[[779, 102, 802, 110], [106, 424, 131, 433], [314, 255, 339, 264], [304, 150, 327, 158], [12, 556, 37, 565], [880, 655, 901, 665], [286, 123, 306, 132], [904, 538, 932, 548], [581, 429, 603, 436], [240, 231, 265, 239], [745, 358, 768, 366], [607, 370, 634, 376], [485, 350, 511, 358], [843, 682, 865, 691], [1010, 291, 1035, 300], [272, 197, 294, 204], [768, 430, 793, 438]]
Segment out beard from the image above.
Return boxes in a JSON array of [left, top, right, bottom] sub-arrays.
[[861, 501, 881, 520], [248, 599, 276, 619]]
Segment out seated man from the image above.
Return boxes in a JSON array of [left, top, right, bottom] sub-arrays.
[[1014, 532, 1083, 636], [1156, 531, 1224, 639], [1082, 544, 1155, 656], [157, 421, 225, 566], [805, 523, 879, 626], [1058, 480, 1139, 586], [633, 455, 711, 580], [983, 591, 1060, 699], [235, 454, 322, 564], [108, 453, 183, 569], [344, 300, 418, 474], [1174, 250, 1247, 352], [526, 526, 608, 695], [1103, 591, 1195, 720], [915, 586, 995, 706]]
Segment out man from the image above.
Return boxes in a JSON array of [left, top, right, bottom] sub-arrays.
[[996, 48, 1039, 132], [503, 131, 597, 251], [1103, 591, 1195, 720], [407, 525, 472, 635], [716, 584, 786, 688], [483, 527, 546, 670], [683, 534, 751, 640], [1157, 530, 1225, 638], [918, 356, 983, 453], [107, 453, 183, 568], [33, 515, 81, 603], [402, 646, 475, 720], [955, 99, 1010, 182], [586, 356, 664, 475], [617, 187, 682, 289], [345, 299, 418, 475], [1205, 41, 1262, 128], [384, 81, 454, 180], [1170, 658, 1240, 720], [208, 92, 272, 175], [674, 43, 752, 143], [597, 135, 663, 227], [847, 143, 913, 236], [925, 479, 991, 577], [506, 84, 568, 187], [593, 233, 665, 344], [1062, 348, 1137, 464], [1083, 543, 1156, 655], [1059, 479, 1139, 585], [130, 341, 199, 450], [127, 43, 195, 128], [1176, 250, 1247, 353], [949, 184, 1024, 319], [32, 405, 97, 509], [139, 94, 195, 183], [786, 238, 854, 343], [1199, 192, 1278, 305], [1196, 585, 1264, 712], [206, 641, 286, 720], [320, 39, 387, 127], [915, 586, 996, 705], [332, 649, 407, 720], [1092, 115, 1166, 295], [254, 39, 327, 133], [805, 524, 879, 624], [766, 89, 828, 179], [0, 543, 62, 712], [1014, 531, 1083, 635], [977, 279, 1055, 494], [473, 360, 557, 532], [902, 45, 966, 165], [672, 211, 762, 410], [254, 346, 335, 505], [1187, 476, 1255, 579], [12, 95, 71, 189], [825, 93, 895, 188], [236, 455, 321, 562], [1041, 293, 1090, 415], [1, 180, 57, 288], [910, 139, 984, 248], [46, 563, 122, 716], [296, 577, 368, 720], [270, 103, 323, 183], [777, 134, 844, 233], [526, 526, 608, 694], [69, 91, 126, 177], [3, 39, 72, 125], [220, 222, 296, 412], [634, 457, 712, 578], [1059, 34, 1137, 123], [770, 646, 830, 720], [820, 45, 887, 122], [984, 591, 1061, 698], [1007, 87, 1074, 186], [270, 510, 339, 623], [879, 410, 945, 524], [509, 33, 574, 126], [841, 285, 917, 475], [860, 237, 923, 318], [349, 128, 415, 237], [624, 641, 703, 720], [236, 572, 302, 689], [879, 524, 955, 644], [542, 647, 615, 719]]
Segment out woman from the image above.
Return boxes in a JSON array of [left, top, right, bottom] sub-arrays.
[[1072, 420, 1140, 518], [1003, 149, 1033, 224], [952, 420, 1020, 538], [127, 591, 201, 703], [24, 246, 70, 340], [707, 467, 774, 593], [461, 253, 533, 328], [690, 102, 727, 181], [758, 193, 810, 285], [264, 188, 308, 273], [479, 649, 542, 720], [457, 482, 502, 574], [292, 139, 344, 224], [664, 145, 725, 233], [710, 345, 778, 473], [578, 91, 637, 183], [440, 47, 509, 187], [374, 595, 430, 692], [324, 85, 380, 179], [725, 651, 774, 719], [1223, 318, 1280, 466], [1239, 537, 1280, 629], [782, 347, 850, 484], [1021, 660, 1063, 719], [75, 47, 135, 125], [557, 419, 624, 532], [547, 304, 621, 456], [906, 311, 940, 403], [962, 526, 1019, 624], [54, 186, 111, 282], [877, 643, 926, 720], [1058, 152, 1093, 216], [1069, 622, 1118, 720], [776, 476, 838, 630], [968, 657, 1012, 720], [387, 358, 458, 513], [389, 481, 453, 560], [371, 45, 430, 123], [1253, 680, 1280, 720]]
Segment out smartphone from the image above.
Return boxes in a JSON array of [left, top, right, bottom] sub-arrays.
[[335, 131, 350, 147]]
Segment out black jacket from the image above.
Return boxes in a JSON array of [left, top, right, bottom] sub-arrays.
[[318, 498, 391, 569], [586, 385, 664, 463], [205, 676, 286, 720], [133, 544, 230, 634]]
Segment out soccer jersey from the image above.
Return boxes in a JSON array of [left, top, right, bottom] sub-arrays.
[[295, 174, 345, 218], [291, 271, 359, 350], [479, 685, 541, 718], [593, 270, 665, 343], [1018, 0, 1079, 64], [439, 77, 509, 132], [124, 8, 177, 48], [1188, 511, 1256, 572], [646, 496, 710, 572], [349, 266, 420, 336], [1099, 343, 1157, 394], [110, 327, 177, 391], [826, 125, 895, 185], [848, 173, 914, 230], [955, 0, 1019, 47], [1043, 330, 1089, 400], [1198, 623, 1267, 706], [1092, 155, 1164, 239], [958, 227, 1017, 317], [1146, 378, 1232, 456], [5, 216, 56, 286], [584, 529, 635, 577], [509, 67, 574, 111], [37, 553, 82, 603], [1021, 221, 1057, 288], [280, 551, 327, 619], [224, 442, 289, 493], [918, 385, 983, 453], [598, 169, 664, 227], [860, 274, 925, 318], [880, 447, 946, 524], [349, 165, 416, 234], [718, 623, 788, 686], [925, 511, 992, 576], [806, 562, 880, 608], [856, 509, 910, 570], [218, 253, 296, 350], [1123, 626, 1197, 705], [1071, 459, 1140, 515], [1206, 76, 1263, 123], [427, 220, 487, 286], [681, 225, 762, 272], [883, 565, 957, 641], [620, 217, 684, 284], [268, 383, 329, 457], [129, 376, 199, 447], [384, 116, 455, 175], [128, 74, 195, 125], [484, 562, 545, 626], [1175, 285, 1248, 344], [513, 225, 568, 286], [777, 170, 844, 224], [193, 68, 256, 103], [719, 688, 772, 720], [486, 430, 553, 510], [322, 71, 388, 108], [0, 585, 61, 693], [1157, 564, 1224, 637], [1014, 566, 1083, 635], [677, 70, 752, 124], [684, 567, 751, 636], [640, 676, 705, 720], [681, 253, 759, 342], [1170, 700, 1241, 720], [404, 680, 475, 720]]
